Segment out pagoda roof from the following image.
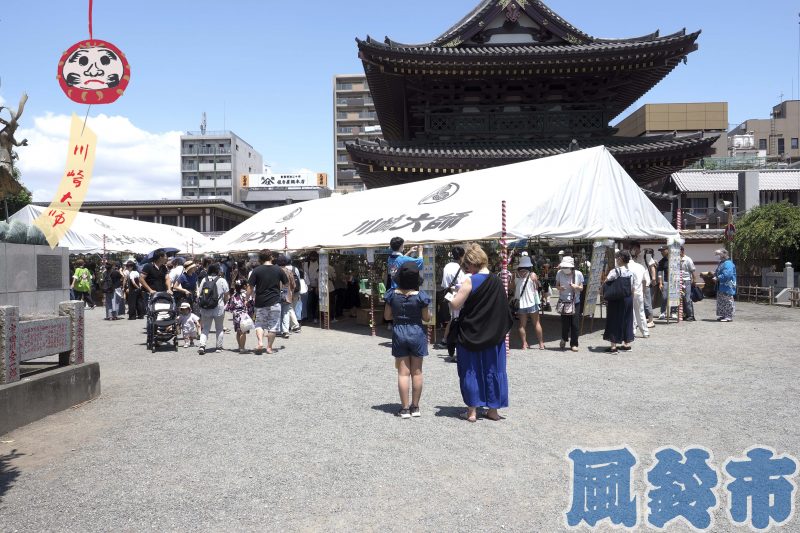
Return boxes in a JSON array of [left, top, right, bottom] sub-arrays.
[[346, 135, 718, 188], [359, 30, 698, 63], [370, 0, 694, 49]]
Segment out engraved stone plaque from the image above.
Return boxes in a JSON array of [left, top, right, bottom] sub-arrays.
[[37, 255, 65, 290]]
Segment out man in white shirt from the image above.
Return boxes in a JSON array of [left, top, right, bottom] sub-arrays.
[[305, 252, 320, 323], [627, 257, 649, 338], [630, 242, 655, 328], [679, 246, 697, 321], [435, 246, 466, 352]]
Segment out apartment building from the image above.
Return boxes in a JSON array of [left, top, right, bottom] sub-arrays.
[[180, 131, 263, 204], [728, 100, 800, 162], [333, 74, 381, 192]]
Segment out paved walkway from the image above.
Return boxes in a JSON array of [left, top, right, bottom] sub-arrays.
[[1, 301, 799, 531]]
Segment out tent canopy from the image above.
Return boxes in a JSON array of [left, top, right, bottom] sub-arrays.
[[204, 146, 679, 253], [10, 205, 211, 255]]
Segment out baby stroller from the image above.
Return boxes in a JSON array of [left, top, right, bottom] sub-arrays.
[[146, 292, 178, 352]]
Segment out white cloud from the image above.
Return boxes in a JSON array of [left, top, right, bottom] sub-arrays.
[[16, 113, 182, 202]]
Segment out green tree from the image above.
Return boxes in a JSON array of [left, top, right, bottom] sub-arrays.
[[733, 201, 800, 269]]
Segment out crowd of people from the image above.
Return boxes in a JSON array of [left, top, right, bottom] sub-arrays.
[[68, 236, 736, 423]]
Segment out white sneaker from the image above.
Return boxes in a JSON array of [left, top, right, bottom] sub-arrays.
[[643, 333, 650, 338], [658, 313, 665, 319]]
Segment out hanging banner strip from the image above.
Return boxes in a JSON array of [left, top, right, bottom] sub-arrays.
[[34, 113, 97, 248]]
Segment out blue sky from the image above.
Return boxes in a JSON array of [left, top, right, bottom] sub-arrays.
[[1, 1, 799, 200]]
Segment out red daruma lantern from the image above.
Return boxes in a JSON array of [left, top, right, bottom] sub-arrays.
[[57, 40, 130, 104]]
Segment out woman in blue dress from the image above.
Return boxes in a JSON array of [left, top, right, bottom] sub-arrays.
[[449, 243, 514, 422], [384, 262, 431, 419], [713, 248, 737, 321]]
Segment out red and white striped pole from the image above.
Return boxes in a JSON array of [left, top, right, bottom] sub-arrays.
[[501, 200, 510, 352], [102, 234, 107, 265], [677, 208, 683, 324], [284, 227, 288, 254]]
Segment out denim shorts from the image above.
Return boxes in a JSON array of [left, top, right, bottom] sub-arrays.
[[519, 304, 541, 314], [254, 304, 281, 333]]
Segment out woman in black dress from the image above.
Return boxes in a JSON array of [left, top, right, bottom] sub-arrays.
[[603, 250, 635, 354]]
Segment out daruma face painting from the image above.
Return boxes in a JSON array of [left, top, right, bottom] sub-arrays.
[[57, 40, 130, 104]]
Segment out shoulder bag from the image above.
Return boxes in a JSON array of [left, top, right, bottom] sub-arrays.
[[556, 271, 576, 315], [604, 268, 632, 301]]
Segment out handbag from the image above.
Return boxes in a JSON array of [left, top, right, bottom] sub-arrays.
[[604, 268, 632, 301], [239, 313, 254, 333], [509, 274, 530, 313], [556, 271, 576, 315], [691, 284, 704, 302], [446, 317, 460, 346]]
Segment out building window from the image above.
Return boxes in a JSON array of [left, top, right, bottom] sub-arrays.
[[336, 83, 353, 90], [793, 138, 799, 150], [184, 215, 201, 231], [687, 197, 708, 218], [337, 141, 345, 149], [758, 138, 767, 150], [161, 215, 178, 226], [337, 127, 353, 134], [138, 215, 155, 223], [337, 155, 349, 162], [778, 138, 785, 154], [337, 112, 348, 119]]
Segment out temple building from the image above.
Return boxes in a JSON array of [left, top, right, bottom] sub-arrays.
[[347, 0, 717, 190]]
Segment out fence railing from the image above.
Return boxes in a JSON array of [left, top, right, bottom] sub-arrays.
[[736, 285, 774, 305], [789, 288, 800, 308]]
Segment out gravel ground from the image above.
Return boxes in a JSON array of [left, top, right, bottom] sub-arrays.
[[1, 300, 799, 532]]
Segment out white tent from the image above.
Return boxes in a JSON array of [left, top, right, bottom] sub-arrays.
[[10, 205, 212, 255], [203, 146, 678, 253]]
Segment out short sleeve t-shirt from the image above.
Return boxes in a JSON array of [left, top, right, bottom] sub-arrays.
[[249, 264, 288, 308], [555, 269, 585, 304], [632, 255, 651, 285], [680, 255, 696, 281], [384, 290, 431, 326], [627, 261, 647, 296], [141, 263, 168, 293], [200, 276, 229, 315], [387, 253, 424, 289], [441, 262, 465, 289]]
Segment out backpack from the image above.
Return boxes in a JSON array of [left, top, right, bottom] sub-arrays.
[[198, 276, 219, 309], [292, 267, 301, 292], [101, 272, 113, 292]]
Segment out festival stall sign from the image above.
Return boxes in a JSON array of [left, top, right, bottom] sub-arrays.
[[35, 0, 130, 247], [666, 241, 682, 317], [421, 244, 436, 328], [582, 240, 611, 319], [15, 205, 210, 255], [205, 147, 679, 253]]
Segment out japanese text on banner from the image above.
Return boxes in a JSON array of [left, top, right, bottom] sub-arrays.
[[34, 113, 97, 248]]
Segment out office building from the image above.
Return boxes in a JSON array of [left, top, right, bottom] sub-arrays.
[[728, 100, 800, 162], [615, 103, 728, 157], [180, 130, 263, 204], [40, 199, 256, 234], [333, 74, 381, 192], [239, 170, 332, 210]]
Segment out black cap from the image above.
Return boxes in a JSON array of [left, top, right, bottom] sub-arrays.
[[397, 262, 421, 290]]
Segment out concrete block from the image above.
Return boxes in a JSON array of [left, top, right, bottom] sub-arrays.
[[4, 244, 36, 292], [17, 292, 38, 316], [0, 362, 100, 436], [0, 243, 6, 293]]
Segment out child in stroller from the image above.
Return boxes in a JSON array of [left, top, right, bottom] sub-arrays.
[[146, 292, 179, 352]]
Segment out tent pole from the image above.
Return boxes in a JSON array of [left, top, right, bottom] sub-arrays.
[[102, 234, 107, 265], [677, 209, 683, 324], [367, 248, 376, 337], [501, 200, 510, 353]]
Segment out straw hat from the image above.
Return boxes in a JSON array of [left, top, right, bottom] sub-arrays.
[[558, 256, 576, 269], [517, 252, 533, 269], [184, 261, 197, 271], [179, 302, 191, 310]]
